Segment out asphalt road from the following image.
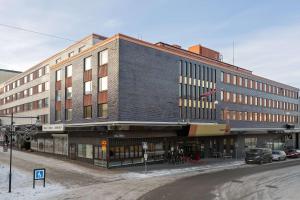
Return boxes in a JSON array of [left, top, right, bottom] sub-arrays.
[[139, 159, 300, 200]]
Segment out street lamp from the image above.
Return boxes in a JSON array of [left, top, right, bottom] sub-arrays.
[[0, 113, 40, 193]]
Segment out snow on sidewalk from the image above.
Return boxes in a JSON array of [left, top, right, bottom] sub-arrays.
[[0, 164, 65, 200]]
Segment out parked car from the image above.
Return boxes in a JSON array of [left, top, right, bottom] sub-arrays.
[[285, 149, 300, 158], [272, 150, 286, 161], [245, 148, 272, 164]]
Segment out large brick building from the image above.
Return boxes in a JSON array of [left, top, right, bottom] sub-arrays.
[[1, 33, 299, 168]]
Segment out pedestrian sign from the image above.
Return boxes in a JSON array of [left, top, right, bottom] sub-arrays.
[[33, 168, 46, 188], [34, 169, 45, 180]]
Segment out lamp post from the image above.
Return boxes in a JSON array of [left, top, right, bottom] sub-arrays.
[[0, 113, 40, 193]]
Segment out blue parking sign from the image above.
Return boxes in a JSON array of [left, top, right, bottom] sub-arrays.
[[33, 168, 46, 188]]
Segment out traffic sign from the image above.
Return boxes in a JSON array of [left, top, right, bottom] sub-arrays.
[[142, 142, 148, 150], [33, 168, 46, 188]]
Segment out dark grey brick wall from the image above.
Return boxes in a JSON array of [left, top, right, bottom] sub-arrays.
[[118, 39, 179, 122]]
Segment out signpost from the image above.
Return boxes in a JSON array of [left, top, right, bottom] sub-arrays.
[[142, 142, 148, 173], [33, 168, 46, 188]]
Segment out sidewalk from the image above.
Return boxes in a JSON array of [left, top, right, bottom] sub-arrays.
[[124, 158, 246, 179]]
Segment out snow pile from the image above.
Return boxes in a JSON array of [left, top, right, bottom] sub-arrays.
[[0, 164, 65, 200], [122, 161, 245, 179]]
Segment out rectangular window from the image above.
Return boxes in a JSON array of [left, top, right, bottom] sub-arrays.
[[17, 80, 20, 87], [29, 73, 33, 81], [98, 77, 108, 92], [221, 72, 224, 82], [45, 65, 50, 74], [99, 49, 108, 65], [244, 78, 248, 88], [65, 109, 72, 121], [56, 70, 61, 81], [56, 90, 61, 101], [55, 110, 61, 121], [45, 82, 49, 91], [98, 103, 108, 118], [68, 51, 74, 57], [66, 87, 72, 99], [56, 58, 61, 64], [24, 76, 28, 83], [84, 56, 92, 71], [84, 106, 92, 118], [84, 81, 92, 94], [79, 46, 85, 53], [233, 75, 237, 85], [38, 100, 43, 109], [38, 68, 43, 77], [29, 88, 33, 96], [66, 65, 72, 77], [38, 84, 43, 93]]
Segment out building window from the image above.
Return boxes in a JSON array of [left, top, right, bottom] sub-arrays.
[[56, 58, 61, 64], [221, 71, 224, 82], [45, 65, 50, 74], [98, 77, 108, 92], [79, 46, 85, 53], [68, 51, 74, 57], [17, 80, 20, 87], [98, 103, 108, 118], [24, 76, 27, 83], [66, 65, 72, 77], [84, 81, 92, 94], [55, 110, 61, 121], [38, 100, 43, 109], [56, 70, 61, 81], [233, 75, 237, 85], [65, 109, 72, 121], [84, 106, 92, 118], [38, 68, 43, 77], [99, 49, 108, 66], [66, 87, 72, 99], [45, 98, 49, 107], [29, 73, 33, 81], [29, 88, 33, 96], [38, 84, 43, 93], [56, 90, 61, 101], [84, 56, 92, 71], [45, 82, 49, 91]]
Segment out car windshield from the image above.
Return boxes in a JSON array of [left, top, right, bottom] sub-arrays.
[[248, 149, 262, 154], [272, 151, 279, 154]]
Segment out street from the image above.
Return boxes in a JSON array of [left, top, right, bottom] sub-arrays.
[[139, 159, 300, 200], [0, 150, 244, 200]]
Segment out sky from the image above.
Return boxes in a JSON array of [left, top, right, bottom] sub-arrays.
[[0, 0, 300, 86]]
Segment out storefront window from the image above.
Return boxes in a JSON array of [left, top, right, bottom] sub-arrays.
[[245, 138, 257, 149], [77, 144, 93, 159]]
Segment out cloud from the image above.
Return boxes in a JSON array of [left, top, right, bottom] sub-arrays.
[[220, 23, 300, 87]]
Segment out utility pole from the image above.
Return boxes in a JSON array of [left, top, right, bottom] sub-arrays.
[[8, 113, 13, 193]]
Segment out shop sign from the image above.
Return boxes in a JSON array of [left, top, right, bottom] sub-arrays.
[[42, 124, 64, 132], [101, 140, 107, 146]]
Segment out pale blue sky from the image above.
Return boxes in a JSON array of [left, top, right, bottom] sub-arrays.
[[0, 0, 300, 86]]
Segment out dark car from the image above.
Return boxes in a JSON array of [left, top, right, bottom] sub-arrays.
[[245, 148, 272, 164], [285, 149, 300, 158]]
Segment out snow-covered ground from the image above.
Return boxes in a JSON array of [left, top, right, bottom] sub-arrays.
[[0, 150, 246, 200], [0, 164, 65, 200], [214, 164, 300, 200]]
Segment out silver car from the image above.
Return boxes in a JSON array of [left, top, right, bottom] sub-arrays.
[[272, 150, 286, 161]]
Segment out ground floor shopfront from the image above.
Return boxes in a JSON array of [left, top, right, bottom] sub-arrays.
[[31, 123, 300, 168]]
